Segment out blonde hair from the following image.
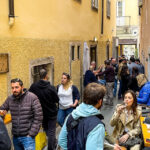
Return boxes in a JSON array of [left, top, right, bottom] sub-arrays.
[[63, 80, 73, 90], [136, 74, 147, 88]]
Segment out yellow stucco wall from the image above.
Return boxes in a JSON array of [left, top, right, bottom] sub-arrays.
[[0, 0, 116, 103], [117, 0, 139, 26], [0, 0, 101, 40], [125, 0, 139, 26], [98, 0, 116, 64], [0, 38, 71, 103]]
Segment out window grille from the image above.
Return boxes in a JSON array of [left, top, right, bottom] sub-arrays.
[[117, 1, 123, 17]]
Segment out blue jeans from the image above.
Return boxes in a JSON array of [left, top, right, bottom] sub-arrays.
[[57, 107, 74, 127], [13, 136, 35, 150], [113, 79, 118, 97], [118, 80, 122, 98]]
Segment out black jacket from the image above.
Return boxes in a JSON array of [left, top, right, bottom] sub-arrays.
[[29, 80, 59, 120], [98, 66, 115, 82], [84, 70, 97, 87], [128, 76, 139, 92], [0, 117, 11, 150]]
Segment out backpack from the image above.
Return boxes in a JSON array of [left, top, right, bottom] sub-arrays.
[[66, 114, 104, 150]]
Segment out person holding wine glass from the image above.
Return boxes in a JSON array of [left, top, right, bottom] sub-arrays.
[[110, 90, 142, 150]]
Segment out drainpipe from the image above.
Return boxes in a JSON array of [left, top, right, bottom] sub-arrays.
[[9, 0, 15, 26]]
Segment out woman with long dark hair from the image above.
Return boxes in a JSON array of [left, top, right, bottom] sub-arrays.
[[128, 67, 139, 92], [120, 65, 130, 96], [110, 90, 142, 150]]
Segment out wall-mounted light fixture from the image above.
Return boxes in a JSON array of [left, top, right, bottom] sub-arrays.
[[106, 39, 110, 45], [93, 37, 98, 42], [9, 0, 15, 26], [89, 36, 98, 42]]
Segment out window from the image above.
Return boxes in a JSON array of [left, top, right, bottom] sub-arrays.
[[77, 46, 80, 60], [117, 1, 123, 17], [32, 64, 53, 83], [30, 57, 54, 84], [91, 0, 98, 10], [32, 65, 46, 82], [107, 0, 111, 19], [71, 46, 75, 61], [90, 46, 97, 64], [106, 44, 109, 60]]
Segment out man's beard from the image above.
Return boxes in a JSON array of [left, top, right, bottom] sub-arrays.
[[13, 90, 22, 98]]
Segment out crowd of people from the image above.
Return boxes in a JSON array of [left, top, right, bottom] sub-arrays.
[[0, 55, 149, 150], [84, 55, 149, 107]]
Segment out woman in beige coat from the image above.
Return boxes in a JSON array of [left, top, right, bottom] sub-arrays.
[[110, 90, 142, 150]]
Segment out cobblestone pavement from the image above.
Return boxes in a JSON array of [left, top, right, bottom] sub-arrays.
[[101, 96, 122, 134]]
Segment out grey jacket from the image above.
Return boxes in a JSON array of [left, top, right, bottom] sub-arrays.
[[0, 90, 43, 137], [128, 62, 140, 76]]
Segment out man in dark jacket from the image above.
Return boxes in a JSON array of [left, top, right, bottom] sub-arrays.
[[98, 60, 115, 105], [29, 69, 59, 150], [0, 78, 43, 150]]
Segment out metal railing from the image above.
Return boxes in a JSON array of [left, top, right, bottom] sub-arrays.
[[116, 16, 131, 27]]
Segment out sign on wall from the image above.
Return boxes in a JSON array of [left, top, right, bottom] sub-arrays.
[[0, 54, 9, 73]]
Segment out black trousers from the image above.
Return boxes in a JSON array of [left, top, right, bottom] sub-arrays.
[[44, 118, 57, 150]]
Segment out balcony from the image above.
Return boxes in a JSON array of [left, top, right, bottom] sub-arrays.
[[116, 16, 131, 27], [116, 16, 132, 35]]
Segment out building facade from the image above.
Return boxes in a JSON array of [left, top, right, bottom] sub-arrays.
[[116, 0, 140, 59], [0, 0, 116, 103], [139, 0, 150, 80]]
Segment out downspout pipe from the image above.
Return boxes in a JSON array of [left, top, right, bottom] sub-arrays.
[[9, 0, 15, 26]]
